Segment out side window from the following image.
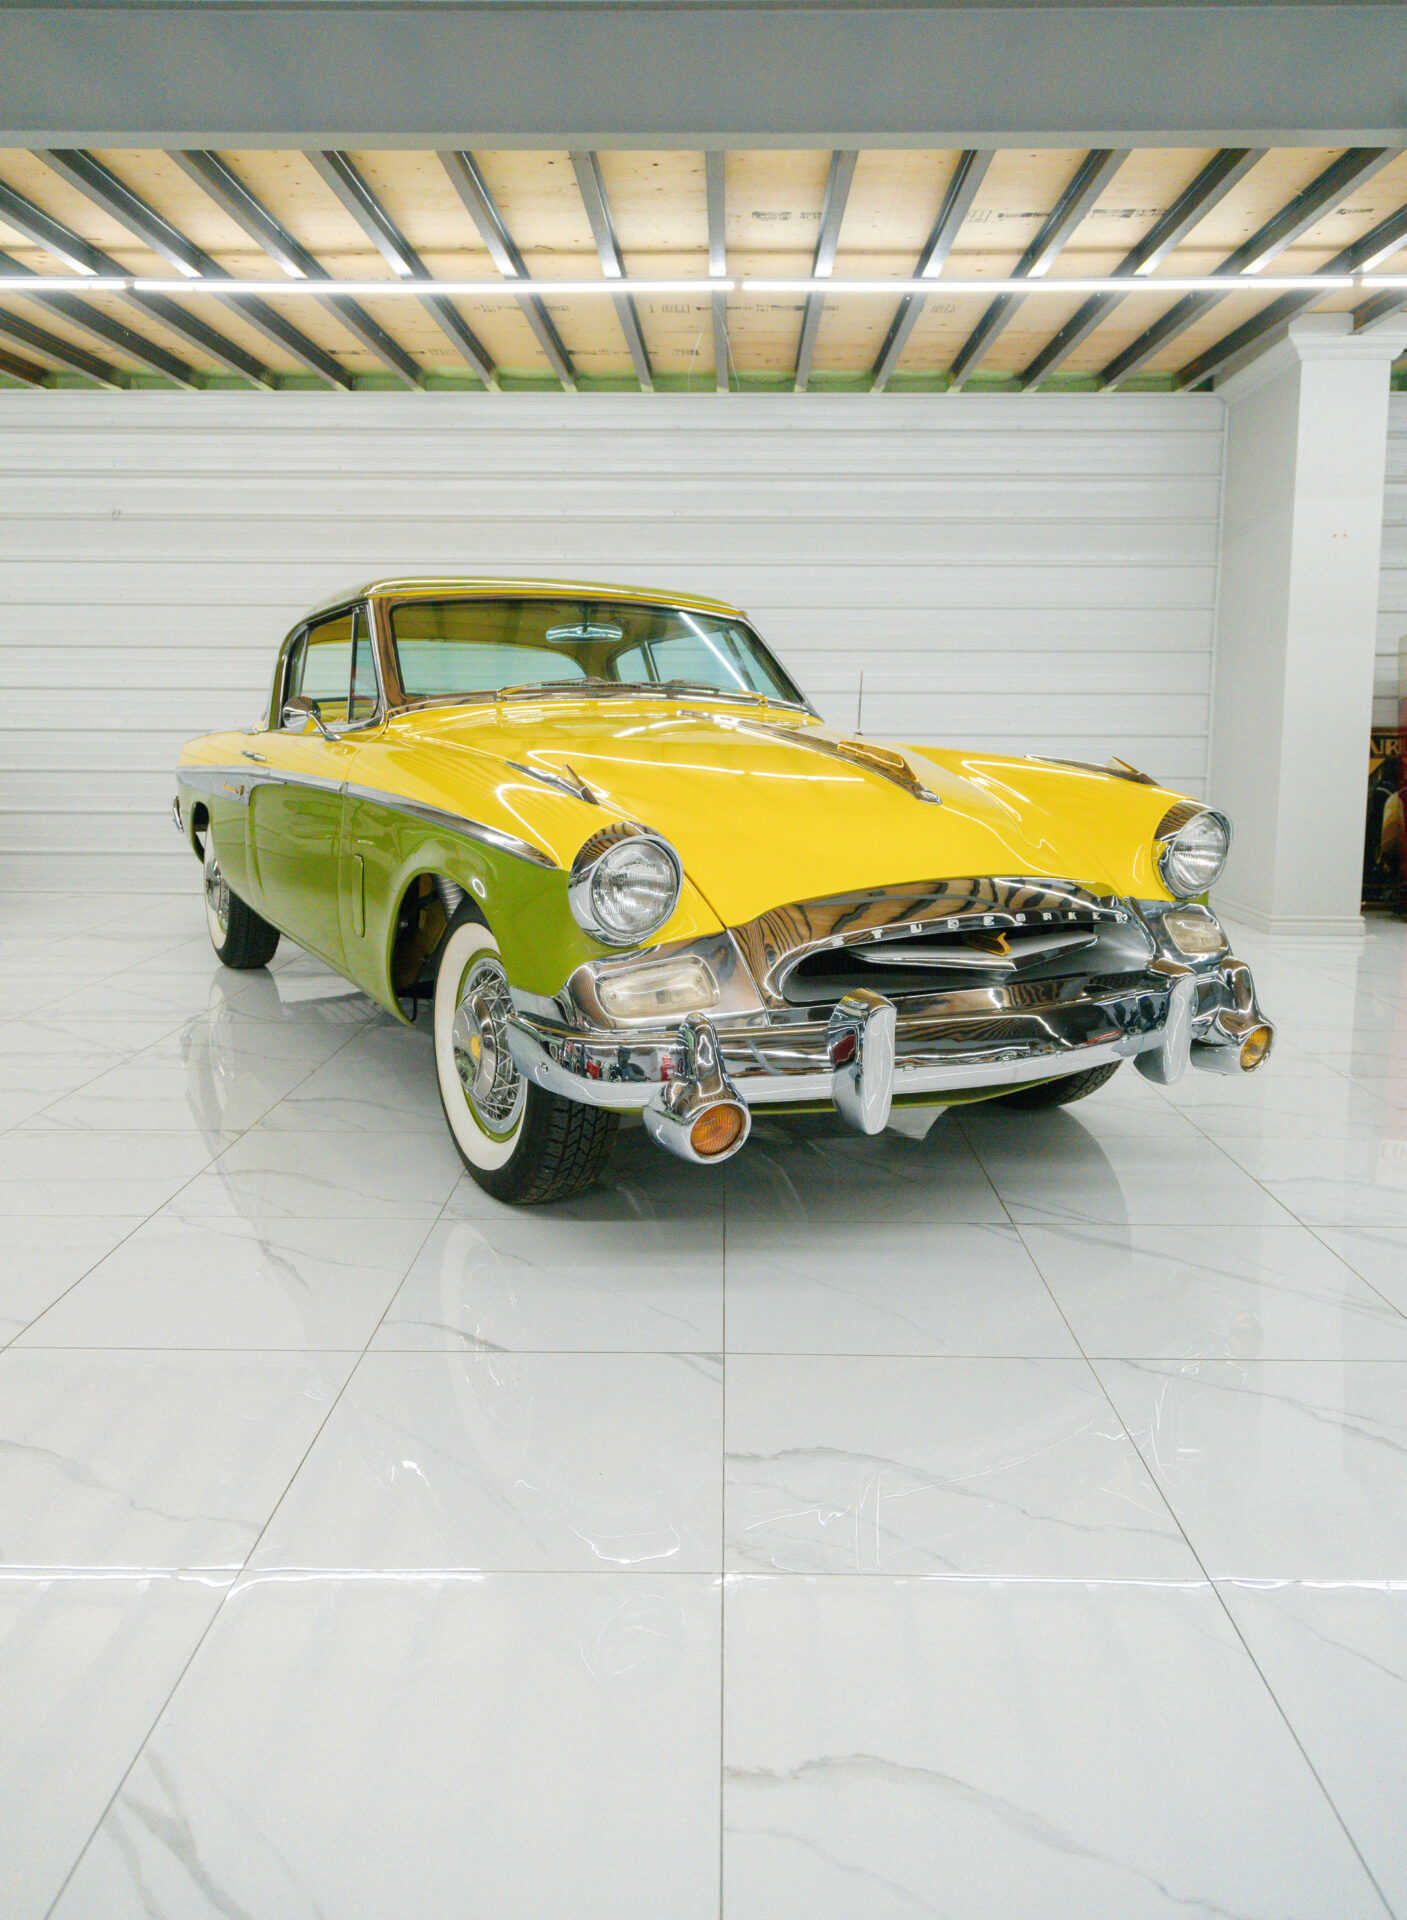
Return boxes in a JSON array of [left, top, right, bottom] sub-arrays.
[[613, 643, 651, 683], [348, 606, 378, 723], [294, 610, 355, 721], [642, 630, 750, 690], [276, 633, 305, 722]]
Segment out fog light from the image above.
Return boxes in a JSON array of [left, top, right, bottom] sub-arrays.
[[1160, 907, 1228, 957], [690, 1104, 745, 1158], [1239, 1025, 1274, 1071], [597, 956, 719, 1021]]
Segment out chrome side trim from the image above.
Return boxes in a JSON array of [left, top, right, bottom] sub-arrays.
[[177, 764, 343, 806], [341, 783, 559, 870], [175, 766, 558, 870]]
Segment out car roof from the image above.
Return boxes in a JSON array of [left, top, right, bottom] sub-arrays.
[[301, 577, 749, 622]]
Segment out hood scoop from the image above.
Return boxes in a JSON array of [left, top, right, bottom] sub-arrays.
[[718, 718, 942, 805], [856, 927, 1097, 972]]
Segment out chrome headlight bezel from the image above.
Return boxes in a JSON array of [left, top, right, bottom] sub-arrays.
[[1155, 802, 1232, 900], [568, 825, 683, 948]]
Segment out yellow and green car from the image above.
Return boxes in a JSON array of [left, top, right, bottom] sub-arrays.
[[175, 578, 1273, 1203]]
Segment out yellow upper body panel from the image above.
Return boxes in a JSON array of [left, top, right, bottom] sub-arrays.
[[318, 698, 1184, 928], [180, 571, 1190, 947]]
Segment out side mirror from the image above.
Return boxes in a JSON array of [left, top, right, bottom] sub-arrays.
[[281, 694, 334, 739]]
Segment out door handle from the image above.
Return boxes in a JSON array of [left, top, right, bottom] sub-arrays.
[[241, 750, 269, 763]]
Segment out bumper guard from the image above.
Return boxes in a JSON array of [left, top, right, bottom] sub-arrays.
[[506, 951, 1273, 1149]]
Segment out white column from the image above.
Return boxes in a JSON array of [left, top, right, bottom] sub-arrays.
[[1209, 312, 1407, 935]]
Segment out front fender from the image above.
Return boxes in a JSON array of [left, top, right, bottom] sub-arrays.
[[341, 792, 720, 1018]]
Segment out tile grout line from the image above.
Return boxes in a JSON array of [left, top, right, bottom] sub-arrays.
[[1070, 1327, 1399, 1914], [40, 1173, 456, 1919], [996, 1025, 1403, 1910], [1173, 1065, 1407, 1266], [1296, 1220, 1407, 1330], [36, 957, 457, 1917], [719, 1180, 727, 1920], [7, 947, 386, 1352]]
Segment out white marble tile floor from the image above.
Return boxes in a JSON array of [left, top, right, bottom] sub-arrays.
[[3, 892, 1406, 1917]]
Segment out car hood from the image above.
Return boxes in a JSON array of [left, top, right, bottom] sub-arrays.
[[379, 700, 1181, 927]]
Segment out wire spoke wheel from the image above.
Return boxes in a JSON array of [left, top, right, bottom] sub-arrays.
[[203, 836, 231, 940], [449, 953, 526, 1140], [432, 907, 617, 1203]]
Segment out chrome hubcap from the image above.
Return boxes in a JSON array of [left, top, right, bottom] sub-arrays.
[[204, 844, 230, 935], [450, 956, 524, 1135]]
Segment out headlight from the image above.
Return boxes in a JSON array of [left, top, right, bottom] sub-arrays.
[[1156, 803, 1231, 899], [597, 955, 719, 1021], [569, 828, 682, 947]]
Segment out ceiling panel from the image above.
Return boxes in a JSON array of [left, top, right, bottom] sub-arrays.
[[1, 142, 1400, 391]]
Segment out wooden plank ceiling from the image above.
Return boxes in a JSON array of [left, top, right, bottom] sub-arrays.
[[0, 145, 1403, 392]]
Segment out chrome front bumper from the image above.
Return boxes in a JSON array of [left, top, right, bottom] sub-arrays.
[[506, 952, 1273, 1142]]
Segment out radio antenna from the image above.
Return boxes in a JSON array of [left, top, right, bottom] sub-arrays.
[[855, 670, 865, 736]]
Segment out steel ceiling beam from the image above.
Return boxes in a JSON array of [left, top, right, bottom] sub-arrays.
[[948, 147, 1128, 390], [870, 150, 992, 393], [307, 150, 418, 279], [571, 151, 653, 392], [308, 150, 496, 387], [794, 150, 857, 394], [437, 151, 575, 391], [172, 151, 424, 389], [0, 235, 196, 384], [1173, 201, 1407, 388], [1100, 145, 1399, 387], [1020, 147, 1262, 389], [37, 149, 353, 387], [0, 312, 114, 385], [705, 150, 729, 394], [0, 339, 48, 386], [0, 296, 121, 387], [1352, 288, 1407, 331]]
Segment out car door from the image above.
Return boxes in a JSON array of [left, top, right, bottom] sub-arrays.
[[246, 605, 370, 968]]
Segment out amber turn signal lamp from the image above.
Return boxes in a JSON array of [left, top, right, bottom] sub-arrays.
[[1239, 1026, 1274, 1071], [690, 1105, 745, 1158]]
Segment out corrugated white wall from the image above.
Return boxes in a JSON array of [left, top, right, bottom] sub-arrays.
[[1378, 391, 1407, 727], [0, 390, 1224, 891]]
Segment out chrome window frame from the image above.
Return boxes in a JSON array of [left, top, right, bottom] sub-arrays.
[[371, 591, 810, 714], [268, 598, 385, 735]]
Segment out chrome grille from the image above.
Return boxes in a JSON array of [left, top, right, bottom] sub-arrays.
[[727, 877, 1154, 1012]]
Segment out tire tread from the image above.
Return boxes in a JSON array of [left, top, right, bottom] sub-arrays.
[[988, 1060, 1122, 1110], [216, 892, 281, 970]]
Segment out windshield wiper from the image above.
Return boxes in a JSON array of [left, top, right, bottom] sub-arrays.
[[408, 677, 806, 710], [658, 678, 772, 704], [492, 677, 623, 701]]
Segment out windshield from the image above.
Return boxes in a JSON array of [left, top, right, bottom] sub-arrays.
[[387, 597, 807, 708]]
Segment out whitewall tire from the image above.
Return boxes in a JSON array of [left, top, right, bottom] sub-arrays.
[[202, 830, 280, 970], [433, 918, 527, 1172], [431, 905, 619, 1205]]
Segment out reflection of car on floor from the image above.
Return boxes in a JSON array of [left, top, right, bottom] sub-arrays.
[[175, 578, 1274, 1204]]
